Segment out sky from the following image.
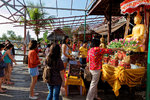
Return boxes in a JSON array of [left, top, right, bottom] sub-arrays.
[[0, 0, 93, 39]]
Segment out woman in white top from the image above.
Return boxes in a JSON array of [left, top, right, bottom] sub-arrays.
[[61, 36, 72, 70]]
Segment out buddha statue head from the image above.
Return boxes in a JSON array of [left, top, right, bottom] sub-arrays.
[[100, 35, 104, 43], [134, 11, 142, 24]]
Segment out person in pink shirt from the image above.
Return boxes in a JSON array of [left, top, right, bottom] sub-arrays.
[[86, 39, 113, 100]]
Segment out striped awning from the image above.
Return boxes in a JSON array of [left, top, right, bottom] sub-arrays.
[[120, 0, 150, 14]]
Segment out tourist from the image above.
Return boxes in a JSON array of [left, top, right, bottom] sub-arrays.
[[87, 41, 91, 50], [3, 43, 17, 85], [28, 40, 41, 99], [45, 43, 52, 55], [79, 40, 88, 66], [0, 44, 7, 93], [61, 36, 72, 70], [45, 44, 65, 100], [37, 42, 42, 53], [72, 42, 77, 51], [86, 39, 113, 100]]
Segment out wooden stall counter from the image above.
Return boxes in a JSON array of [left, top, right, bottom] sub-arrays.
[[101, 64, 146, 96]]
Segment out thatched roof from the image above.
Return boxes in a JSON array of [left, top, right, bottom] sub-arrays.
[[47, 28, 66, 41], [92, 17, 126, 35], [74, 30, 98, 35]]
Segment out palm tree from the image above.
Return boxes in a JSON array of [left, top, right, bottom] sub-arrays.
[[21, 2, 54, 41]]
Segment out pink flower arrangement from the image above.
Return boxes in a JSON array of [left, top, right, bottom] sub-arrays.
[[119, 38, 123, 41], [123, 39, 125, 43]]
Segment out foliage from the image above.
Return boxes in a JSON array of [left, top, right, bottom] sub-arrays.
[[0, 30, 22, 41], [20, 2, 54, 41], [1, 34, 8, 40], [38, 30, 49, 44], [107, 38, 142, 52], [43, 30, 49, 43], [7, 30, 17, 40]]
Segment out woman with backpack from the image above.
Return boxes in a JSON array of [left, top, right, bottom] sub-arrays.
[[45, 44, 65, 100]]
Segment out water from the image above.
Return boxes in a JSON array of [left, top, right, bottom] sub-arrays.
[[15, 50, 28, 64]]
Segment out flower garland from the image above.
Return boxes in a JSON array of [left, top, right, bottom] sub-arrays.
[[107, 38, 142, 52]]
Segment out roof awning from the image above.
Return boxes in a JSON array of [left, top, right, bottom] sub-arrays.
[[88, 0, 124, 16], [92, 17, 126, 35]]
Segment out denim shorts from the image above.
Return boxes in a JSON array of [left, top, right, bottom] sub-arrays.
[[28, 67, 39, 77], [61, 58, 68, 63]]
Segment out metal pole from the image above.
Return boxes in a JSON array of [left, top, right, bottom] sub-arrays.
[[23, 7, 27, 64], [84, 11, 86, 41], [146, 19, 150, 100]]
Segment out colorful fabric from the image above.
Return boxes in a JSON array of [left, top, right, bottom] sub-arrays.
[[120, 0, 150, 14], [28, 50, 41, 68], [102, 64, 145, 96], [87, 47, 113, 70], [79, 46, 88, 58], [65, 73, 86, 96], [73, 44, 77, 51]]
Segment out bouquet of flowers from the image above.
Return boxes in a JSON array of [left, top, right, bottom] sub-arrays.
[[107, 38, 142, 52]]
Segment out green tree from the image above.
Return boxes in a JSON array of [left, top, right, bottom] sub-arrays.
[[39, 30, 49, 43], [7, 30, 17, 40], [1, 33, 8, 40], [17, 35, 22, 41], [21, 2, 54, 41], [0, 30, 22, 41]]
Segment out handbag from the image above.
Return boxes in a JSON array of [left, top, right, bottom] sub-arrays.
[[42, 65, 51, 83], [42, 56, 51, 83], [84, 50, 92, 81]]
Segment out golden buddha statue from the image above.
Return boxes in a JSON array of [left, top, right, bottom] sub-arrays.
[[99, 35, 105, 48], [125, 11, 145, 52]]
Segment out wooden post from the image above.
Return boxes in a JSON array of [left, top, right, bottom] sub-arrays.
[[124, 14, 130, 37], [23, 6, 27, 64], [144, 8, 149, 51], [107, 2, 112, 43]]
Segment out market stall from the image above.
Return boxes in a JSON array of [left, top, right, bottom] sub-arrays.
[[88, 0, 150, 98]]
